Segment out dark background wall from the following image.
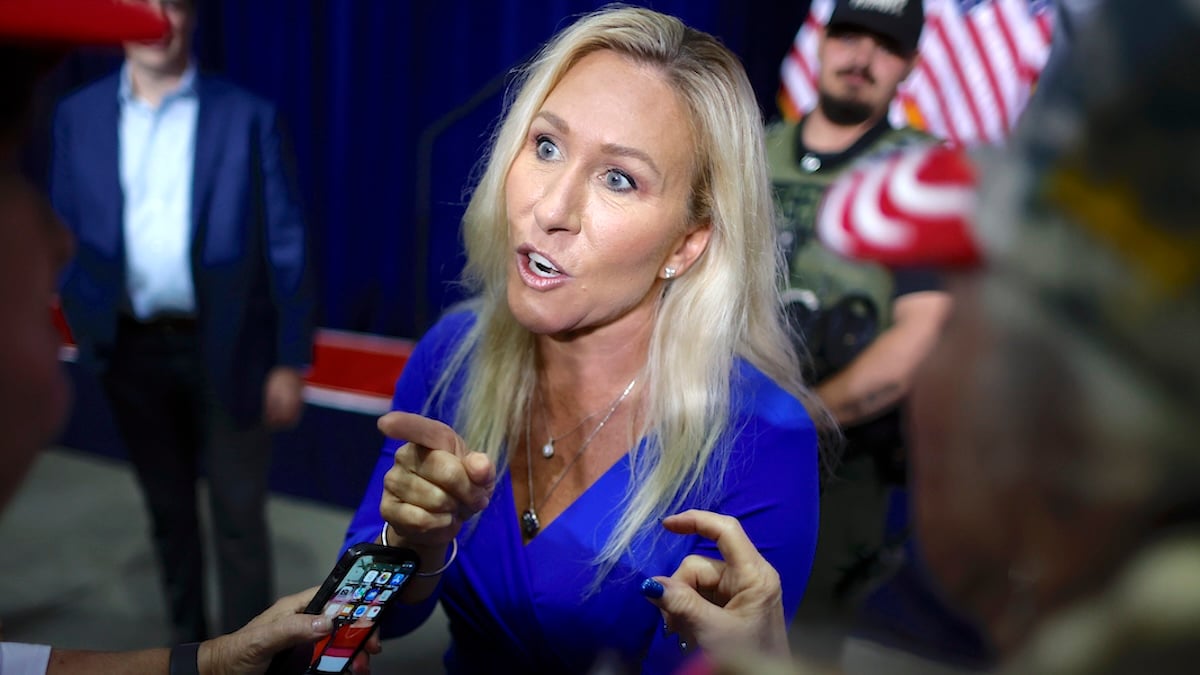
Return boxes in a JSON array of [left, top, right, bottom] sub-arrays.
[[30, 0, 811, 341]]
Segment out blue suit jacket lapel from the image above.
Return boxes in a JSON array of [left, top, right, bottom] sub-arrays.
[[90, 77, 124, 260]]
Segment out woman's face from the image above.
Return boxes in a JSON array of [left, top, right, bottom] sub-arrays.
[[504, 49, 709, 339]]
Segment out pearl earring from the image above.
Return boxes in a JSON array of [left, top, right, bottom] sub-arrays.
[[663, 267, 677, 279]]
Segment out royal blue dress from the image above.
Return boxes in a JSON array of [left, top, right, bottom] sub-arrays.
[[342, 311, 819, 674]]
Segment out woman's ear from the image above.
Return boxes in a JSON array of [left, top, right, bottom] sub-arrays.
[[660, 221, 712, 279]]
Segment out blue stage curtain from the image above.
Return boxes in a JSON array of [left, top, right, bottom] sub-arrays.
[[193, 0, 810, 338], [38, 1, 809, 340]]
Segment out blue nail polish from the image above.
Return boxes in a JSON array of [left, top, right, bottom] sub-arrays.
[[640, 578, 664, 599]]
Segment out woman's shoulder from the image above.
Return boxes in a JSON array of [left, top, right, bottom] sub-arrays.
[[408, 307, 478, 361], [730, 359, 815, 433], [388, 308, 478, 416], [399, 308, 477, 384], [422, 307, 478, 343]]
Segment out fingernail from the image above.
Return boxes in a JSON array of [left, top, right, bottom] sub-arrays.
[[640, 578, 664, 599], [312, 615, 332, 633]]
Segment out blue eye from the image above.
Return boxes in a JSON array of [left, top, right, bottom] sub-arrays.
[[535, 137, 560, 160], [603, 169, 635, 192]]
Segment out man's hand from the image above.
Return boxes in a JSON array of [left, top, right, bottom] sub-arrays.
[[816, 290, 952, 426], [263, 366, 305, 429], [197, 587, 334, 675]]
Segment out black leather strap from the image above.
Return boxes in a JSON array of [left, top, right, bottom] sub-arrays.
[[169, 642, 201, 675]]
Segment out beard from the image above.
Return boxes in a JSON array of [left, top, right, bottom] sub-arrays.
[[817, 91, 876, 126]]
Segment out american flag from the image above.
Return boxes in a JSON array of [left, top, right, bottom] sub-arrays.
[[779, 0, 1057, 146]]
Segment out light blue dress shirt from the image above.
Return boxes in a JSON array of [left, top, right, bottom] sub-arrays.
[[118, 62, 199, 319], [0, 642, 51, 675]]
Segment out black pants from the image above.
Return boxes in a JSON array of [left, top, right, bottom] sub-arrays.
[[794, 452, 894, 626], [101, 316, 273, 643]]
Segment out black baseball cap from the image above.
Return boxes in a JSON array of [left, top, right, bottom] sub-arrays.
[[827, 0, 925, 55]]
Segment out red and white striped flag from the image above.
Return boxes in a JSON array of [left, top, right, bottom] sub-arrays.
[[816, 144, 982, 268], [779, 0, 1056, 146]]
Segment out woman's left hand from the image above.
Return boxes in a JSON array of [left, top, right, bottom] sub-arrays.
[[641, 509, 790, 658]]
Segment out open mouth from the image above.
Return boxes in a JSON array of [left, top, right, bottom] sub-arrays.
[[527, 252, 562, 278]]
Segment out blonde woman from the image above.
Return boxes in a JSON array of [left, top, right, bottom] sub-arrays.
[[342, 6, 823, 672]]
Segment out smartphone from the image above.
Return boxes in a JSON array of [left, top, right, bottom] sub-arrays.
[[301, 543, 420, 674]]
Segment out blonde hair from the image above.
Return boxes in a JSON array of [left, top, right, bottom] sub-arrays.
[[431, 5, 822, 582]]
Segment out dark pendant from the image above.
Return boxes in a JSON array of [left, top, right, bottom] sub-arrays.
[[520, 509, 540, 537]]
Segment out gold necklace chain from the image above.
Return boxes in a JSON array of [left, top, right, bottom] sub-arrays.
[[520, 378, 636, 538]]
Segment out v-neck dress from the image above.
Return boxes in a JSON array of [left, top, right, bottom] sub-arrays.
[[342, 311, 819, 674]]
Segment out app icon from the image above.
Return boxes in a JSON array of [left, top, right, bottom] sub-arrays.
[[362, 570, 379, 584], [376, 572, 392, 585], [334, 587, 353, 601], [388, 574, 404, 587], [364, 588, 379, 603], [323, 603, 342, 618], [352, 605, 368, 618], [338, 605, 354, 617], [366, 606, 382, 618], [377, 590, 393, 603], [352, 587, 367, 600]]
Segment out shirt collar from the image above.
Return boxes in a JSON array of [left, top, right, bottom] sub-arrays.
[[118, 60, 198, 106], [794, 114, 895, 174]]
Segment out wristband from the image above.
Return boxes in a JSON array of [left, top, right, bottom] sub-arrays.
[[169, 642, 201, 675]]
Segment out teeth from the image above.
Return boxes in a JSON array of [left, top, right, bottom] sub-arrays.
[[527, 252, 561, 278]]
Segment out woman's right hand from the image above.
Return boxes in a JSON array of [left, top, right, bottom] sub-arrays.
[[375, 412, 496, 568]]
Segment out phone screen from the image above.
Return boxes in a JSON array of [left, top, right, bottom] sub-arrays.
[[304, 546, 418, 674]]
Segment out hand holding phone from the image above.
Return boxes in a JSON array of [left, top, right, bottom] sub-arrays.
[[301, 543, 420, 674]]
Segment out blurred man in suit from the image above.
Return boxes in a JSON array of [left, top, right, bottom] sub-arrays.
[[0, 3, 335, 674], [51, 0, 316, 643]]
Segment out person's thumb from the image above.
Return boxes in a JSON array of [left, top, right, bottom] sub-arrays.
[[206, 614, 334, 674], [464, 451, 496, 486], [250, 613, 334, 655], [639, 576, 718, 635]]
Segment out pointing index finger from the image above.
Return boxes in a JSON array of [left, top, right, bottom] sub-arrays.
[[662, 509, 761, 570], [378, 411, 468, 458]]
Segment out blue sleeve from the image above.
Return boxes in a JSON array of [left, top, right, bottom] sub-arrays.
[[49, 101, 74, 237], [50, 98, 84, 302], [340, 311, 473, 638], [642, 375, 820, 672], [256, 101, 316, 367], [712, 413, 819, 621]]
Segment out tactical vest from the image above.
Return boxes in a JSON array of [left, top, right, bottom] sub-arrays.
[[767, 118, 933, 380]]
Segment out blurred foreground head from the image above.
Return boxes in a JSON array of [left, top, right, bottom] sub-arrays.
[[0, 0, 167, 510], [818, 0, 1200, 663]]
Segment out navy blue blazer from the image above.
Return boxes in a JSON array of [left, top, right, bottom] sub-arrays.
[[51, 72, 316, 428]]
